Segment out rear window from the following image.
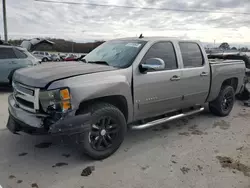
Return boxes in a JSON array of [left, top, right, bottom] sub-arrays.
[[0, 48, 17, 59], [14, 48, 28, 58], [179, 42, 203, 68]]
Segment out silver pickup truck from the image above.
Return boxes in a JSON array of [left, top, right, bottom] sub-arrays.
[[7, 37, 245, 159]]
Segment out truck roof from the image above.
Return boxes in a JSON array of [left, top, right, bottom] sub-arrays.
[[114, 37, 200, 43]]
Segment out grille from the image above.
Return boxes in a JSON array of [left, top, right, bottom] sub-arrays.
[[13, 81, 39, 113]]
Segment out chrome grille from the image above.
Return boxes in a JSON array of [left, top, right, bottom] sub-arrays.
[[13, 81, 40, 113]]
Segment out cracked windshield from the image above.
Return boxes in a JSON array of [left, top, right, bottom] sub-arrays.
[[1, 0, 250, 188]]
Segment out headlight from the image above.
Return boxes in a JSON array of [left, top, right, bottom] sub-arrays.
[[39, 88, 71, 113]]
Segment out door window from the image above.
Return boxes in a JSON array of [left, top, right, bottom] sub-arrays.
[[179, 42, 204, 68], [0, 48, 17, 59], [142, 42, 178, 71]]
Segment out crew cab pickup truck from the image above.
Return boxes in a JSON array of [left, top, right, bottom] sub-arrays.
[[7, 37, 245, 160]]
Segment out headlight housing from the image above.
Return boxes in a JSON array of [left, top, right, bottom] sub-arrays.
[[39, 88, 71, 113]]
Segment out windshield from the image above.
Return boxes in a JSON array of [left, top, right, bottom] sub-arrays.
[[83, 40, 147, 68]]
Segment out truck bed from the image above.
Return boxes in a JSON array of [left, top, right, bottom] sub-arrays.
[[207, 59, 245, 102]]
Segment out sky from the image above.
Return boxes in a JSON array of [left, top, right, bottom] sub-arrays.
[[1, 0, 250, 46]]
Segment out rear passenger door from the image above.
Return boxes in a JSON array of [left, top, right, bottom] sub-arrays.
[[0, 47, 17, 83], [13, 48, 31, 67], [134, 41, 183, 120], [178, 42, 210, 107]]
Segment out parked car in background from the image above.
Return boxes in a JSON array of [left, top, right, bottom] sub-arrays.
[[50, 54, 61, 61], [59, 53, 67, 61], [0, 45, 39, 85], [64, 54, 78, 61], [32, 51, 52, 62]]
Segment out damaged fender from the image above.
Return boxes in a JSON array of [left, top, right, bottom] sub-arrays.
[[49, 113, 92, 135]]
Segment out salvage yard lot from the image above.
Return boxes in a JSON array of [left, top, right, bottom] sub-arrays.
[[0, 88, 250, 188]]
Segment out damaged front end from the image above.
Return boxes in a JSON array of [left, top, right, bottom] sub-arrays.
[[7, 83, 91, 135]]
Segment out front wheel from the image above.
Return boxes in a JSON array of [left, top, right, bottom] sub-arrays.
[[78, 103, 127, 160], [42, 58, 48, 62], [209, 85, 235, 116]]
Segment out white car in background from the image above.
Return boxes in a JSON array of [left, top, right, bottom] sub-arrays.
[[32, 51, 52, 62]]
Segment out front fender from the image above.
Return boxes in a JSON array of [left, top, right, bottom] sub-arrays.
[[48, 68, 133, 122]]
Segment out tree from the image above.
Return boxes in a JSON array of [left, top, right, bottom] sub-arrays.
[[231, 47, 237, 50], [219, 42, 230, 50], [239, 47, 249, 52]]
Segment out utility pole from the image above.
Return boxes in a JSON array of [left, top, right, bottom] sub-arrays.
[[2, 0, 8, 42]]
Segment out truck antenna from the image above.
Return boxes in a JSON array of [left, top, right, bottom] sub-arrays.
[[139, 34, 144, 39]]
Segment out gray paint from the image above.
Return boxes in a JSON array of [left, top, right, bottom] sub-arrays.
[[13, 62, 117, 87], [8, 37, 246, 129]]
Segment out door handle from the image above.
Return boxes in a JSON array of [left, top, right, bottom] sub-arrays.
[[200, 72, 208, 76], [170, 75, 181, 81]]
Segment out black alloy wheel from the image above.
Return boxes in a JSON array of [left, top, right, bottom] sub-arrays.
[[89, 116, 119, 151]]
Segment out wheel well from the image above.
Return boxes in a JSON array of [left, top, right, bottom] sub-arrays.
[[222, 78, 238, 91], [77, 95, 128, 121]]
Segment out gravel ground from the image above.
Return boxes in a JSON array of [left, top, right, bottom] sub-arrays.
[[0, 88, 250, 188]]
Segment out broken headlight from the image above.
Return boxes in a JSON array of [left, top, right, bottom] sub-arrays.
[[39, 88, 71, 113]]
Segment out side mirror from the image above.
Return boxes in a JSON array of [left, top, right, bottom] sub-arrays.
[[139, 58, 165, 73]]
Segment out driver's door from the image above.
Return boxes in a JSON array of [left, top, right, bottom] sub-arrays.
[[133, 41, 183, 120]]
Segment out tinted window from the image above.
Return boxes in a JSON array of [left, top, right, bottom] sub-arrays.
[[14, 48, 28, 58], [45, 52, 49, 56], [39, 52, 44, 55], [142, 42, 177, 70], [179, 42, 203, 68], [33, 52, 38, 55], [0, 48, 17, 59]]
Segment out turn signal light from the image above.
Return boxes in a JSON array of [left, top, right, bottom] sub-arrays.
[[60, 88, 70, 100]]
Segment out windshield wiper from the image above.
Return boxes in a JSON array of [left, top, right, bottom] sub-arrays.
[[87, 61, 110, 66]]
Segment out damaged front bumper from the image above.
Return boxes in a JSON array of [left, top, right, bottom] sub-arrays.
[[7, 94, 91, 135]]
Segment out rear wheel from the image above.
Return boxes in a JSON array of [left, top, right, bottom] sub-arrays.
[[78, 103, 127, 160], [209, 85, 235, 116]]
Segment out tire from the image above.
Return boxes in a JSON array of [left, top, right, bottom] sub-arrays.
[[42, 58, 48, 62], [209, 85, 235, 117], [78, 103, 127, 160]]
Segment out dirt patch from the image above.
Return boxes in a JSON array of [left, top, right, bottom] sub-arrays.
[[236, 146, 244, 151], [17, 180, 23, 184], [188, 124, 198, 131], [179, 132, 190, 136], [213, 120, 230, 130], [172, 161, 177, 164], [81, 166, 95, 176], [214, 150, 219, 154], [35, 142, 52, 148], [31, 183, 39, 188], [180, 167, 190, 174], [8, 175, 16, 179], [191, 130, 208, 135], [237, 112, 250, 118], [216, 156, 250, 177], [152, 125, 170, 132], [141, 165, 150, 171], [18, 152, 28, 156], [62, 154, 71, 158], [181, 118, 189, 125], [197, 165, 203, 171], [52, 162, 68, 168]]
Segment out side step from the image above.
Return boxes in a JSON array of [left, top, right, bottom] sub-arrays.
[[130, 107, 205, 130]]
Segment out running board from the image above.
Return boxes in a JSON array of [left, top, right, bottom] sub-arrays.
[[130, 107, 205, 130]]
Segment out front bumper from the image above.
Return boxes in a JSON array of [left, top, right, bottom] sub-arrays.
[[7, 94, 47, 134], [7, 94, 91, 135]]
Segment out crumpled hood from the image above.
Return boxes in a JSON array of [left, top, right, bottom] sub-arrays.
[[13, 62, 117, 88]]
